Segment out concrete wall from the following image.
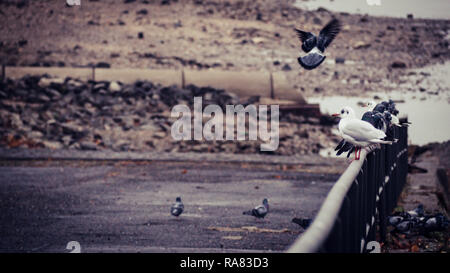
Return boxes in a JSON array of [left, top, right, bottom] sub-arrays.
[[4, 66, 306, 103]]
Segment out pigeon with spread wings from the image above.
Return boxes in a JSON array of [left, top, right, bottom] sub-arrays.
[[295, 18, 341, 70]]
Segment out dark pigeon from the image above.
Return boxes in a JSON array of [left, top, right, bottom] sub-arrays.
[[395, 220, 415, 234], [295, 18, 341, 70], [243, 198, 269, 219], [171, 196, 184, 217], [292, 218, 313, 229], [372, 103, 386, 114], [388, 215, 404, 226], [420, 213, 449, 233], [406, 204, 424, 218], [388, 205, 449, 235]]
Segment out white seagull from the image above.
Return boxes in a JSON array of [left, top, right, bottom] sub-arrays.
[[333, 106, 396, 160]]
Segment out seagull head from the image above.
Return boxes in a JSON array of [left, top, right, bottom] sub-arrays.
[[332, 106, 355, 119], [176, 197, 182, 202], [362, 100, 376, 109]]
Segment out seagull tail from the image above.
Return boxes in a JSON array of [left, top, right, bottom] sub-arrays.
[[400, 122, 410, 127], [371, 138, 397, 145], [382, 134, 398, 143], [243, 210, 253, 216], [335, 140, 345, 151]]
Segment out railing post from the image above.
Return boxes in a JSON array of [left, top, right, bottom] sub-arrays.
[[378, 144, 387, 242], [341, 196, 351, 252], [1, 63, 5, 83], [349, 182, 359, 252]]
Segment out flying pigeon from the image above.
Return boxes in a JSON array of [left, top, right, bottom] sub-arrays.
[[295, 18, 341, 70], [243, 198, 269, 219], [170, 196, 184, 217]]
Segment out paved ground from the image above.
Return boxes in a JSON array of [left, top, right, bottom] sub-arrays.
[[381, 148, 450, 253], [0, 150, 346, 253]]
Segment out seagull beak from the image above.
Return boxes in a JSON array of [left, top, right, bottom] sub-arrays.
[[332, 113, 340, 117]]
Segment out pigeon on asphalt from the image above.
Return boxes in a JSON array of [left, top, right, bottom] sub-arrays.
[[295, 18, 341, 70], [243, 198, 269, 219], [170, 196, 184, 217], [292, 218, 313, 229]]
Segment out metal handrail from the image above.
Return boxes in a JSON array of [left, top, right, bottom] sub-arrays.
[[287, 149, 367, 253], [287, 126, 408, 253]]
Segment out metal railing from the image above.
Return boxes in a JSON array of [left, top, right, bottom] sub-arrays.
[[288, 126, 408, 253]]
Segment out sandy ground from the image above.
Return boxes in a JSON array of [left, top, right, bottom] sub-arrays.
[[1, 0, 449, 98]]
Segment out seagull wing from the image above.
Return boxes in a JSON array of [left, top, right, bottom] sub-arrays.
[[317, 18, 341, 52], [342, 119, 386, 141]]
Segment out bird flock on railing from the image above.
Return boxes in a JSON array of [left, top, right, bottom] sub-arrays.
[[332, 99, 410, 160]]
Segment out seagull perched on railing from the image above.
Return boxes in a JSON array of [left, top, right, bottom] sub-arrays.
[[334, 98, 410, 158], [294, 18, 341, 70], [333, 106, 396, 160]]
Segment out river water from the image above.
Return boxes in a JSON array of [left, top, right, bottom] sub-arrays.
[[308, 62, 450, 148], [295, 0, 450, 20]]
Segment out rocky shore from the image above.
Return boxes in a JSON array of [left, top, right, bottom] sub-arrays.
[[0, 75, 339, 155]]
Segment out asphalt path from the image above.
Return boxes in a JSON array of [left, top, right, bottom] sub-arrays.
[[0, 151, 346, 253]]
